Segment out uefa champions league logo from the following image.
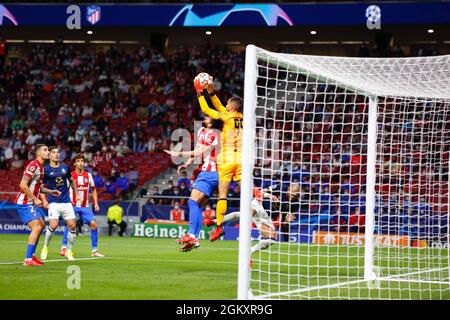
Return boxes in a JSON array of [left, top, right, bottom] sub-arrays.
[[0, 4, 18, 26], [170, 4, 293, 27], [366, 5, 381, 30]]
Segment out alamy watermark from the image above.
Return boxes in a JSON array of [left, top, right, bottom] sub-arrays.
[[366, 5, 381, 30], [167, 120, 286, 167], [66, 265, 81, 290]]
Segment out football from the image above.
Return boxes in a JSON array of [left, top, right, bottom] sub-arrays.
[[194, 72, 213, 90]]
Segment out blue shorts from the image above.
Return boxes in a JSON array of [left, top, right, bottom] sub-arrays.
[[192, 171, 218, 198], [74, 207, 96, 224], [17, 204, 44, 225]]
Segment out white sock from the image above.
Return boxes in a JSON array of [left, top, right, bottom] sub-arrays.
[[67, 229, 76, 250], [44, 226, 55, 248], [223, 211, 240, 223], [251, 238, 276, 254]]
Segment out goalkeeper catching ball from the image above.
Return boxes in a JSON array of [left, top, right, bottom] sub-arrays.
[[194, 72, 243, 242]]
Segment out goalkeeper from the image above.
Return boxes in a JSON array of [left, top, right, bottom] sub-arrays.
[[194, 74, 243, 241]]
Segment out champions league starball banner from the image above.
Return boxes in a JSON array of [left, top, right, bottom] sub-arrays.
[[0, 2, 450, 27]]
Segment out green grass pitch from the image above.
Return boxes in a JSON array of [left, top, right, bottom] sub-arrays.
[[0, 234, 239, 300], [0, 234, 448, 300]]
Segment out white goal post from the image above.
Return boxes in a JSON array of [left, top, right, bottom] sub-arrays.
[[238, 45, 450, 300]]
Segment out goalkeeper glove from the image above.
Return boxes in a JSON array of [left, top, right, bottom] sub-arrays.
[[194, 79, 205, 95], [206, 82, 215, 95]]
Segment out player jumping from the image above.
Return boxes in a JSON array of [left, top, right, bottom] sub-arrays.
[[194, 74, 243, 242], [60, 154, 104, 257], [40, 146, 78, 261], [16, 144, 61, 267], [164, 116, 220, 252]]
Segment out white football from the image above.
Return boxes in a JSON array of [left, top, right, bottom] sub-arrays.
[[195, 72, 213, 86]]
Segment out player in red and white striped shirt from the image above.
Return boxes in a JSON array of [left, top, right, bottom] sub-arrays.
[[195, 125, 219, 172], [164, 116, 221, 252], [15, 144, 61, 267], [60, 154, 103, 257]]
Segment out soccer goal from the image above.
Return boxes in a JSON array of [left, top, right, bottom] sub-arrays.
[[238, 45, 450, 300]]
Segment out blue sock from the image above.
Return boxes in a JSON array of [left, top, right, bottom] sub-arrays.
[[25, 244, 36, 259], [32, 238, 40, 255], [62, 225, 68, 247], [91, 228, 98, 251], [188, 199, 203, 239]]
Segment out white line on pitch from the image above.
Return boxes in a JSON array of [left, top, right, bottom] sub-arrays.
[[255, 278, 368, 299], [376, 278, 450, 285], [0, 256, 237, 266], [0, 240, 239, 251], [381, 267, 449, 280], [0, 257, 101, 265], [105, 257, 238, 265]]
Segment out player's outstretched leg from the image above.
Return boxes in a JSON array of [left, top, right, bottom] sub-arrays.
[[205, 211, 239, 227], [251, 225, 277, 253], [251, 238, 276, 254]]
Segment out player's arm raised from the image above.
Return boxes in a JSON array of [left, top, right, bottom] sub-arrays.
[[165, 143, 213, 159], [194, 77, 223, 120], [198, 94, 221, 120], [206, 83, 227, 113], [19, 175, 43, 207]]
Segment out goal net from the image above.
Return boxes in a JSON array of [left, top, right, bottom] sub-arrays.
[[238, 45, 450, 300]]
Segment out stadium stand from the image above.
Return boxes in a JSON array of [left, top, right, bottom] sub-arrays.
[[0, 40, 447, 238], [0, 43, 244, 202]]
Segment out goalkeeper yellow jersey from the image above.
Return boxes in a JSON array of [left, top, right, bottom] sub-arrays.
[[198, 94, 243, 160]]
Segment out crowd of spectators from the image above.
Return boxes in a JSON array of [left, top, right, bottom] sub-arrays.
[[251, 67, 449, 235], [0, 37, 447, 238], [146, 173, 241, 207], [0, 40, 244, 200]]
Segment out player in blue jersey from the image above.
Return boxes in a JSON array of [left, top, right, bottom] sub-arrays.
[[60, 154, 104, 258], [39, 146, 78, 261]]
